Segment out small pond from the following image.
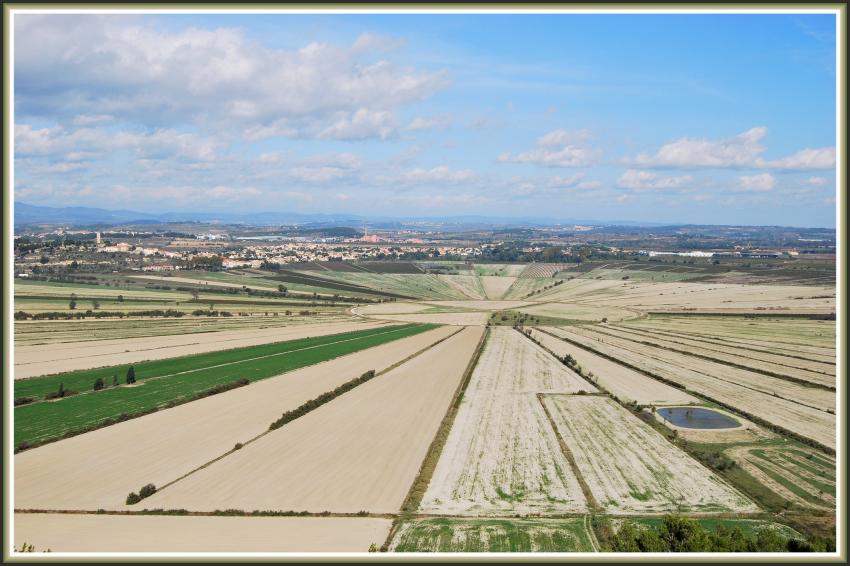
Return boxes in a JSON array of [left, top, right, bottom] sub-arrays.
[[659, 407, 739, 429]]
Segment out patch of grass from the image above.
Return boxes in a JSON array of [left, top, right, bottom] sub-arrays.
[[391, 518, 594, 552]]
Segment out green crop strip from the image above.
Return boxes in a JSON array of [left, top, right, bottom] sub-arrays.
[[15, 324, 434, 449]]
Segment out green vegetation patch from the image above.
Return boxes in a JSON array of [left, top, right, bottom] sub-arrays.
[[391, 518, 594, 552], [15, 324, 434, 448]]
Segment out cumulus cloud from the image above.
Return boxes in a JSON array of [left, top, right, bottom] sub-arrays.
[[617, 169, 692, 190], [15, 124, 220, 162], [807, 176, 829, 186], [14, 15, 448, 140], [498, 129, 601, 168], [405, 115, 452, 131], [628, 127, 835, 170], [738, 173, 776, 192]]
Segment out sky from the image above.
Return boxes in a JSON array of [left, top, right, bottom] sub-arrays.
[[13, 11, 838, 227]]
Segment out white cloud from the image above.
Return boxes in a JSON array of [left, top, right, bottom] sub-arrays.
[[393, 165, 476, 185], [72, 114, 113, 126], [405, 115, 452, 131], [738, 173, 776, 192], [498, 129, 601, 167], [762, 148, 836, 170], [15, 124, 219, 162], [617, 169, 692, 190], [628, 126, 835, 170], [318, 108, 397, 140], [807, 176, 828, 186], [15, 16, 448, 140]]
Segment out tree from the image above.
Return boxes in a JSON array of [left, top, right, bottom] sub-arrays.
[[190, 290, 200, 300], [69, 300, 77, 310], [58, 382, 65, 397], [139, 483, 157, 499], [112, 374, 119, 387], [39, 255, 49, 264], [92, 300, 100, 310], [278, 284, 286, 293], [126, 366, 136, 384], [93, 378, 105, 391], [117, 295, 124, 302]]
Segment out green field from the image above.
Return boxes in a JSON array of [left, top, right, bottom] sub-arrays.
[[15, 323, 435, 448], [620, 517, 802, 540], [391, 518, 595, 552]]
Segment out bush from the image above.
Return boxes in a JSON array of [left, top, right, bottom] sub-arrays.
[[139, 483, 157, 499], [126, 492, 141, 505], [126, 366, 136, 384], [93, 377, 105, 391], [14, 397, 35, 407]]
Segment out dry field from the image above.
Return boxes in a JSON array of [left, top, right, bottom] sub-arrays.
[[547, 327, 835, 450], [426, 300, 532, 311], [565, 326, 834, 412], [435, 274, 487, 300], [375, 312, 491, 326], [474, 264, 527, 277], [15, 319, 392, 379], [517, 302, 640, 322], [14, 326, 457, 511], [542, 395, 756, 513], [142, 327, 484, 513], [13, 513, 391, 552], [501, 277, 553, 300], [599, 325, 834, 387], [519, 263, 565, 278], [529, 328, 698, 406], [622, 317, 836, 353], [352, 302, 433, 315], [479, 276, 518, 300], [419, 328, 592, 516], [534, 279, 835, 314]]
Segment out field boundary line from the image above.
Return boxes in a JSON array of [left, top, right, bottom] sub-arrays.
[[16, 323, 410, 398], [536, 393, 600, 512], [585, 514, 601, 552], [567, 326, 834, 413], [534, 326, 835, 455], [593, 325, 835, 391], [617, 323, 836, 366], [385, 326, 489, 550], [144, 326, 465, 504]]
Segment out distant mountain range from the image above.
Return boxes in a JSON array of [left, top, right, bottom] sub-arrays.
[[13, 202, 666, 230]]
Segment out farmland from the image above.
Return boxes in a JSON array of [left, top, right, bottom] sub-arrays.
[[419, 328, 592, 516], [14, 324, 434, 448], [11, 258, 838, 554], [542, 396, 755, 513], [142, 327, 484, 513], [390, 517, 595, 552]]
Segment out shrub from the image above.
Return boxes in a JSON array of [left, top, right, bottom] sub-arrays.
[[234, 442, 244, 450], [126, 366, 136, 384], [139, 483, 157, 499], [93, 377, 105, 391], [126, 492, 141, 505], [14, 397, 35, 407]]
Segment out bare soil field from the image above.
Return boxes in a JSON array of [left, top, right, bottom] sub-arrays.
[[13, 513, 391, 552], [517, 302, 641, 323], [479, 276, 518, 300], [375, 312, 491, 326], [14, 326, 457, 511], [543, 395, 756, 513], [15, 319, 392, 379], [600, 325, 834, 387], [142, 327, 484, 513], [547, 327, 835, 450], [566, 326, 835, 411], [535, 279, 835, 314], [425, 300, 532, 311], [623, 317, 836, 353], [353, 302, 433, 315], [501, 277, 554, 300], [519, 263, 565, 278], [530, 328, 698, 406], [419, 328, 592, 516]]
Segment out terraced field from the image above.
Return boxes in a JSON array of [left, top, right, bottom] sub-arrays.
[[419, 328, 592, 516]]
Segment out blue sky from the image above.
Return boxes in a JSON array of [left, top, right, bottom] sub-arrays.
[[13, 12, 838, 226]]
